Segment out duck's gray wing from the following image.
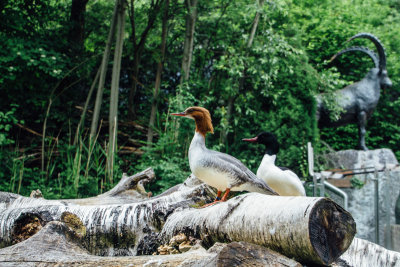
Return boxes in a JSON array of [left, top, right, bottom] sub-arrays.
[[207, 150, 278, 195]]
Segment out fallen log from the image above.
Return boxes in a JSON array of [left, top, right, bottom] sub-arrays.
[[161, 193, 356, 265], [0, 216, 302, 267], [333, 237, 400, 266], [1, 213, 398, 267], [0, 216, 400, 267], [0, 171, 215, 255], [0, 169, 356, 265]]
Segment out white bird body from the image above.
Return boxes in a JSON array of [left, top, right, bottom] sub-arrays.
[[188, 133, 229, 191], [256, 154, 305, 196], [172, 107, 277, 205], [243, 131, 306, 197], [189, 132, 275, 194]]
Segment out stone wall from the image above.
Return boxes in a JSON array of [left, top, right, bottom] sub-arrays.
[[322, 149, 400, 250]]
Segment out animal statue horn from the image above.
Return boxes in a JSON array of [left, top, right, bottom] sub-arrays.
[[316, 33, 392, 150]]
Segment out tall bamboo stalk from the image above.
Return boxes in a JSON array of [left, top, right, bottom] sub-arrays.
[[147, 0, 169, 145], [180, 0, 198, 84], [127, 0, 163, 120], [74, 67, 101, 146], [173, 0, 198, 142], [89, 2, 118, 141], [107, 0, 126, 183]]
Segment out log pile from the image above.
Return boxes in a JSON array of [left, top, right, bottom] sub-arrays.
[[1, 168, 399, 266], [0, 216, 302, 266]]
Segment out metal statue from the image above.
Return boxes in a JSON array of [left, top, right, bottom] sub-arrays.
[[316, 33, 392, 150]]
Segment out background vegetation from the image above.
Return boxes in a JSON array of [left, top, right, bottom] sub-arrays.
[[1, 0, 399, 198]]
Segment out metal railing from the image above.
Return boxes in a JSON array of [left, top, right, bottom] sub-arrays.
[[307, 142, 398, 248]]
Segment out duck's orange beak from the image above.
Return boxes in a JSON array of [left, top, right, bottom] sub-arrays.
[[171, 111, 186, 117], [242, 136, 258, 143]]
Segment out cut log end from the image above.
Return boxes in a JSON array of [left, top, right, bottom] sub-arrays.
[[309, 199, 356, 265]]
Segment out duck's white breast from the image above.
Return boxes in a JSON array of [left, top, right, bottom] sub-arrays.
[[192, 166, 230, 191], [257, 162, 305, 196]]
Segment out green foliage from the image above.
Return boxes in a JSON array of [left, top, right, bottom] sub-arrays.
[[0, 104, 22, 145], [1, 0, 399, 199], [0, 135, 123, 199], [127, 87, 200, 194], [135, 153, 190, 195], [350, 177, 365, 189]]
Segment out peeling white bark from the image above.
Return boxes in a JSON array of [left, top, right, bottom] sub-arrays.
[[334, 237, 400, 267], [0, 171, 214, 255], [161, 193, 355, 265], [0, 170, 364, 266], [0, 219, 301, 267]]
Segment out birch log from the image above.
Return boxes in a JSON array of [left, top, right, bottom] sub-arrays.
[[161, 193, 355, 265], [333, 237, 400, 267], [1, 217, 398, 267], [0, 170, 215, 255], [0, 170, 356, 265], [0, 216, 302, 267]]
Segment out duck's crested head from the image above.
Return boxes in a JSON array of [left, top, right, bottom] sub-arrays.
[[256, 131, 277, 145], [171, 106, 214, 135], [242, 131, 279, 155]]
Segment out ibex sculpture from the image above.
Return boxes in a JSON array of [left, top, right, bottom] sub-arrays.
[[316, 33, 392, 150]]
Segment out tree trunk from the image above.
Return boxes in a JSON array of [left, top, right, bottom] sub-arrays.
[[220, 95, 234, 149], [128, 0, 163, 120], [108, 0, 126, 182], [90, 2, 118, 140], [180, 0, 198, 83], [247, 0, 264, 49], [147, 0, 169, 145], [128, 51, 140, 120], [1, 170, 397, 266], [68, 0, 89, 54], [0, 171, 358, 265]]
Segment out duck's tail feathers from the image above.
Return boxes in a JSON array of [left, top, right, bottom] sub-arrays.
[[247, 183, 279, 196]]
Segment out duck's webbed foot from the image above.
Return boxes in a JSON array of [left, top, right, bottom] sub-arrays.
[[200, 189, 230, 208]]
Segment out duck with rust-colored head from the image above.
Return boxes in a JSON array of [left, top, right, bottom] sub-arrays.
[[172, 107, 278, 206], [243, 131, 305, 196]]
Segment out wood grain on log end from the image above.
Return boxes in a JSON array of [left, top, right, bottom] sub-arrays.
[[309, 198, 356, 265]]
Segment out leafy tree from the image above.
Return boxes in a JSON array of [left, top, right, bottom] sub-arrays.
[[1, 0, 399, 198]]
